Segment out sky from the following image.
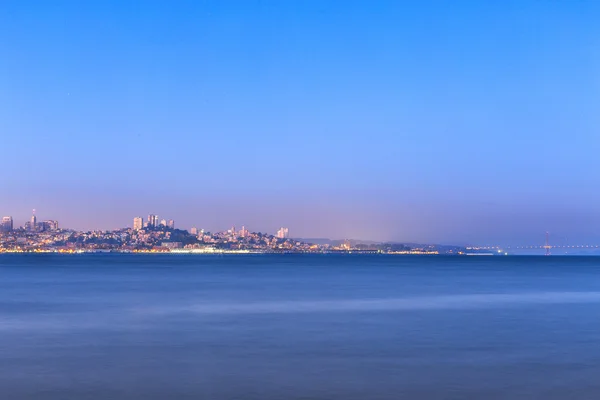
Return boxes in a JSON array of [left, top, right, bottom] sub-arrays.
[[1, 0, 600, 245]]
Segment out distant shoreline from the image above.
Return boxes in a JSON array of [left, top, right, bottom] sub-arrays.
[[0, 250, 510, 256]]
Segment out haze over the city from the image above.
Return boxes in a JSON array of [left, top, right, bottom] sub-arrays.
[[2, 1, 599, 245]]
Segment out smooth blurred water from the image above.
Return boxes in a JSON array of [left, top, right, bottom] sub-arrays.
[[2, 254, 600, 399]]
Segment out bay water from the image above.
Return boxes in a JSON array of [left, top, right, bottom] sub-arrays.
[[1, 254, 600, 399]]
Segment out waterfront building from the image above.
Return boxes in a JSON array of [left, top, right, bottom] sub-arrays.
[[161, 242, 183, 249]]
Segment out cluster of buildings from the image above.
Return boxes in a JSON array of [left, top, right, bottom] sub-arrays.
[[133, 215, 175, 230], [1, 211, 59, 233], [132, 216, 290, 243], [0, 211, 303, 253], [188, 225, 251, 239]]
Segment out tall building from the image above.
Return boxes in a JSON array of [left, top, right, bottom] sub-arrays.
[[1, 216, 13, 232], [133, 217, 143, 230], [190, 227, 198, 235], [160, 219, 167, 227], [239, 226, 248, 238], [167, 219, 175, 229], [276, 227, 289, 239], [29, 210, 37, 232], [147, 214, 158, 228]]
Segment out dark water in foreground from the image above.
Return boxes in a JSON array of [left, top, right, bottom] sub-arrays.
[[2, 255, 600, 399]]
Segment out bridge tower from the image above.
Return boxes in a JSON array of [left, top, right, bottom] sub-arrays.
[[544, 231, 551, 256]]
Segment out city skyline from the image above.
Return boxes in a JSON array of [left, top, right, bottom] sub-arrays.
[[1, 209, 296, 238], [2, 208, 599, 250], [2, 209, 598, 255], [2, 1, 600, 245]]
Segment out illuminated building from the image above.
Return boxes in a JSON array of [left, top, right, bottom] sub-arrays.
[[29, 210, 37, 232], [147, 214, 158, 228], [161, 242, 182, 249], [160, 219, 167, 227], [190, 227, 198, 235], [276, 227, 289, 239], [167, 219, 175, 229], [133, 217, 143, 230]]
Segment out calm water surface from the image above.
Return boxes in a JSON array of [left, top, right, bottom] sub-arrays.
[[1, 254, 600, 399]]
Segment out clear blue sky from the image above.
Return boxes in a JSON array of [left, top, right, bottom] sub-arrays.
[[1, 0, 599, 245]]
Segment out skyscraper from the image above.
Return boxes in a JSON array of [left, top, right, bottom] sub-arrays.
[[190, 227, 198, 235], [147, 214, 158, 228], [29, 210, 37, 232], [160, 219, 167, 227], [167, 219, 175, 229], [133, 217, 143, 230], [1, 216, 13, 232]]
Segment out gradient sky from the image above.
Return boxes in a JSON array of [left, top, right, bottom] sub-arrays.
[[2, 0, 600, 245]]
